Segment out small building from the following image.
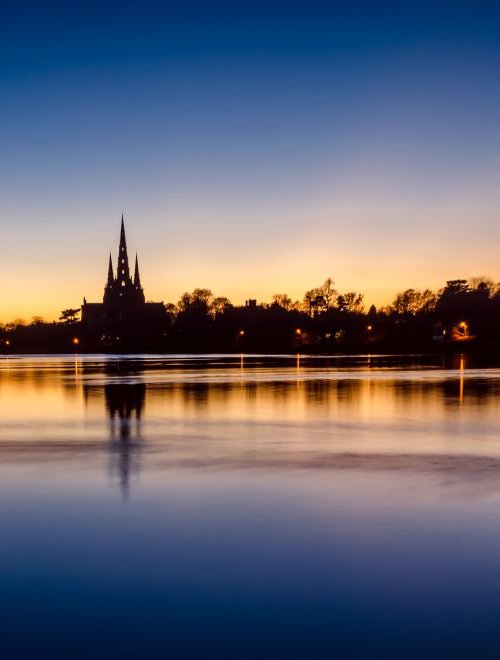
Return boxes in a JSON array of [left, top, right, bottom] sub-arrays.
[[433, 320, 473, 343], [81, 216, 166, 348]]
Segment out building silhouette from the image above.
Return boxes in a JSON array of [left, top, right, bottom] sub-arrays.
[[81, 216, 166, 348]]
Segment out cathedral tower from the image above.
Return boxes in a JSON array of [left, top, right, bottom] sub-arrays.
[[81, 214, 165, 348], [103, 216, 145, 305]]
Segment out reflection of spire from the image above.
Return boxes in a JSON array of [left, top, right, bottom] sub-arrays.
[[105, 382, 145, 500]]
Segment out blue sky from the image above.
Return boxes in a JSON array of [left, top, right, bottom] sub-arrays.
[[1, 1, 500, 319]]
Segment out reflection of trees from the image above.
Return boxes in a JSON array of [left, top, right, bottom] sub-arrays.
[[9, 354, 500, 422], [97, 361, 500, 424], [303, 378, 363, 405]]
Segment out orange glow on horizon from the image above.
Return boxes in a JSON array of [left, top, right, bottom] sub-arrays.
[[2, 238, 499, 323]]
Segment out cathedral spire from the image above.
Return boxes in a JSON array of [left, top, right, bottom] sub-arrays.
[[107, 252, 114, 286], [133, 253, 145, 303], [117, 214, 131, 286], [134, 253, 141, 288]]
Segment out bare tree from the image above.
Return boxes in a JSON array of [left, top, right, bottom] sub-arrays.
[[177, 289, 214, 315], [212, 297, 232, 315], [272, 294, 293, 310], [303, 278, 337, 316], [336, 292, 365, 314], [468, 276, 498, 297], [164, 303, 177, 321], [391, 289, 436, 315]]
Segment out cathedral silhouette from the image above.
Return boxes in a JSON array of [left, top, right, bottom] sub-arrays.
[[81, 216, 166, 347]]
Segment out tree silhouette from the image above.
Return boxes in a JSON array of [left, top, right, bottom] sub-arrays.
[[304, 278, 337, 316], [212, 297, 232, 315], [272, 294, 293, 310], [59, 308, 81, 325], [391, 289, 436, 316], [336, 292, 364, 314]]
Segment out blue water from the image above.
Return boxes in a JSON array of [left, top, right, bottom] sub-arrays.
[[1, 354, 500, 658]]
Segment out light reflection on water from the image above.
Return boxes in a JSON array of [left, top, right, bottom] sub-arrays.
[[1, 354, 500, 658]]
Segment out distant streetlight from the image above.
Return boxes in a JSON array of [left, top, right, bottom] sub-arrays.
[[367, 325, 373, 331], [295, 328, 302, 335], [239, 330, 245, 336], [5, 339, 10, 346], [72, 337, 80, 346]]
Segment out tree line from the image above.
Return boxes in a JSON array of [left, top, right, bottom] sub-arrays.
[[2, 276, 500, 352]]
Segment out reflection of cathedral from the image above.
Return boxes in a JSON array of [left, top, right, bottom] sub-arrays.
[[106, 382, 146, 436], [81, 216, 166, 347], [105, 382, 146, 499], [83, 378, 146, 499]]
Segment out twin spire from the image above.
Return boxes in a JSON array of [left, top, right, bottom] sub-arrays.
[[134, 254, 141, 287], [107, 252, 114, 285]]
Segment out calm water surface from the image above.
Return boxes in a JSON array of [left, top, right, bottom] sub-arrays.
[[1, 354, 500, 658]]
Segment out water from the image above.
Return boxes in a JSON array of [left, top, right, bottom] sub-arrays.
[[1, 353, 500, 659]]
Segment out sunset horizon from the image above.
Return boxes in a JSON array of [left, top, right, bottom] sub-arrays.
[[2, 210, 499, 322]]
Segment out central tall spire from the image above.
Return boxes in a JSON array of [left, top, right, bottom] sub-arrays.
[[117, 213, 131, 287], [102, 215, 147, 305]]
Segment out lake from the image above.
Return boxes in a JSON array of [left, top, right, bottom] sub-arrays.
[[1, 353, 500, 658]]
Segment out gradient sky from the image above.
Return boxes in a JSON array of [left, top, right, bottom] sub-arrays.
[[1, 0, 500, 321]]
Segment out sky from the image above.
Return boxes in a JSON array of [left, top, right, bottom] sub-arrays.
[[1, 0, 500, 321]]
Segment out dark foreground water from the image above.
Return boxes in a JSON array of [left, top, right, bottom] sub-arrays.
[[1, 354, 500, 658]]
